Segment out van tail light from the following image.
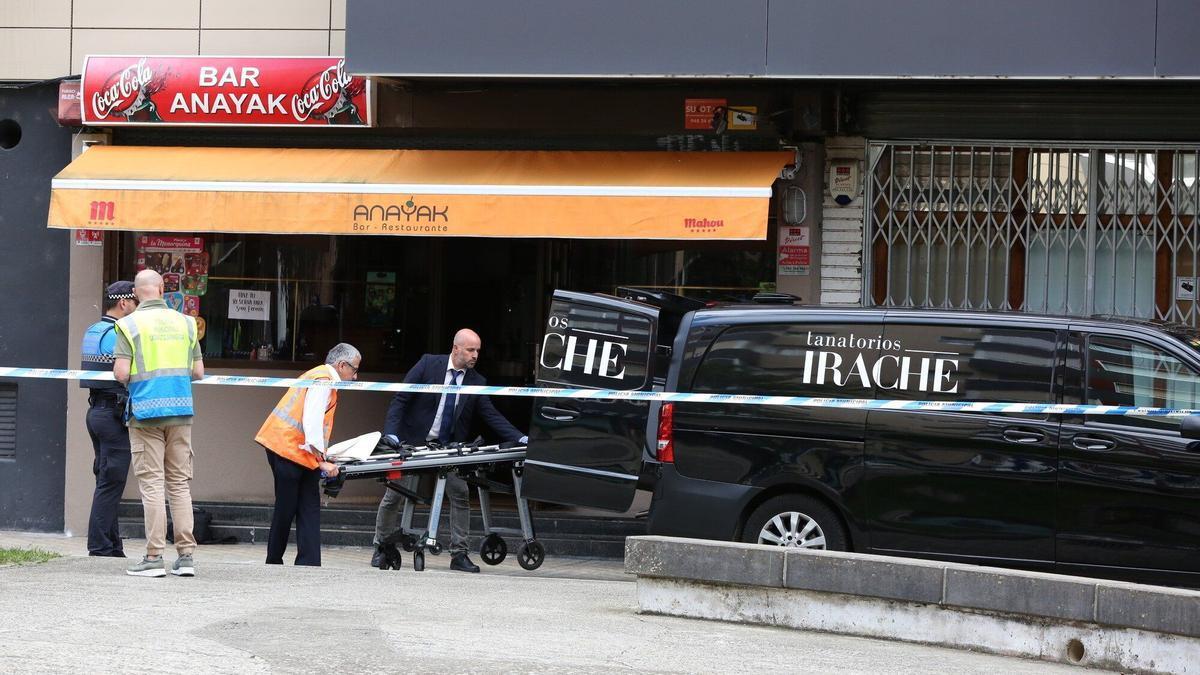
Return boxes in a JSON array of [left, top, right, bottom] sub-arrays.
[[656, 403, 675, 463]]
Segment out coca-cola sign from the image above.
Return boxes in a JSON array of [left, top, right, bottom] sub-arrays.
[[81, 56, 372, 127]]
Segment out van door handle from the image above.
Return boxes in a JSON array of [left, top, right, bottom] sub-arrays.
[[539, 406, 579, 422], [1072, 435, 1116, 451], [1002, 429, 1045, 444]]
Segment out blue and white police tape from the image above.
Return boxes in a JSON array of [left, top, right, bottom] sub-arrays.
[[0, 366, 1196, 417]]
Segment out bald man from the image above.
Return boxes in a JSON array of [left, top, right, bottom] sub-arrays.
[[114, 269, 205, 578], [373, 329, 527, 572]]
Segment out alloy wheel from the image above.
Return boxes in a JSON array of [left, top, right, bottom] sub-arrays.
[[756, 511, 827, 549]]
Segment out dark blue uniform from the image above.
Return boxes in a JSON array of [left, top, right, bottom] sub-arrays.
[[81, 316, 130, 557]]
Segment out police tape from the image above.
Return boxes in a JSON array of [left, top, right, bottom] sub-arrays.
[[0, 366, 1196, 417]]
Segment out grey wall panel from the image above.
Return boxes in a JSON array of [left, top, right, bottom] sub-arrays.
[[768, 0, 1157, 77], [350, 1, 1186, 80], [1155, 0, 1200, 77], [348, 0, 769, 76], [0, 82, 72, 531]]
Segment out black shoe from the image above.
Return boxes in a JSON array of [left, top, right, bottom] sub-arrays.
[[450, 553, 480, 573], [370, 548, 384, 568]]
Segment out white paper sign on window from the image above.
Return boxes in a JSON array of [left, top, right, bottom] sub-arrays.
[[1177, 277, 1197, 301], [228, 289, 270, 321]]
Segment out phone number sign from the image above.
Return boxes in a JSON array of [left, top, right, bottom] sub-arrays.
[[684, 98, 725, 130]]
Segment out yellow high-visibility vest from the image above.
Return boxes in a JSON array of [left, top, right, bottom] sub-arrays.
[[116, 307, 196, 420]]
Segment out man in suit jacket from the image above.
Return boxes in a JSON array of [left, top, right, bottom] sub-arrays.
[[372, 328, 527, 572]]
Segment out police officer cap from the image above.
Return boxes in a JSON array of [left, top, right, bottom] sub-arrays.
[[106, 280, 135, 300]]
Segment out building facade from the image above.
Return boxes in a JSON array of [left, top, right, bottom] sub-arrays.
[[4, 0, 1200, 531], [0, 1, 350, 531]]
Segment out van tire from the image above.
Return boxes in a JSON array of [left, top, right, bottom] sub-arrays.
[[741, 495, 848, 551]]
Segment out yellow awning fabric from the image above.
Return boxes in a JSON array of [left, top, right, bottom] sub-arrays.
[[48, 146, 792, 240]]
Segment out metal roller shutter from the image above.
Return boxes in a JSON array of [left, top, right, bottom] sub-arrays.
[[854, 84, 1200, 142]]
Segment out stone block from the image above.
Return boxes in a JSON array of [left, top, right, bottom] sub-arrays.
[[784, 549, 945, 604], [1095, 582, 1200, 637], [625, 536, 784, 588], [943, 566, 1096, 622]]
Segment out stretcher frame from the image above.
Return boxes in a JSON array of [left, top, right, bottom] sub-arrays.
[[323, 442, 544, 571]]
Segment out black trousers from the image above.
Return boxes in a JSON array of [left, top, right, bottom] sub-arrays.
[[86, 398, 130, 556], [265, 449, 322, 566]]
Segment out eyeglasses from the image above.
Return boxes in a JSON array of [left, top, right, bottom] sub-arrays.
[[341, 361, 360, 375]]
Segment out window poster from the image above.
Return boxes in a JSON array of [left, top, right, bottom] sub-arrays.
[[183, 251, 210, 296], [136, 235, 209, 315], [365, 271, 396, 327], [164, 292, 185, 312]]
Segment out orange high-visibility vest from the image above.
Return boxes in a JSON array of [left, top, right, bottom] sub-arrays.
[[255, 364, 337, 469]]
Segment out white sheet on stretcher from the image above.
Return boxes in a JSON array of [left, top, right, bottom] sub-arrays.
[[325, 431, 382, 461]]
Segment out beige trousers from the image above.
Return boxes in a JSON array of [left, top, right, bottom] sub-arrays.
[[129, 424, 195, 556]]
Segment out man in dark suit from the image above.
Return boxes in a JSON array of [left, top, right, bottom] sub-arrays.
[[372, 328, 527, 572]]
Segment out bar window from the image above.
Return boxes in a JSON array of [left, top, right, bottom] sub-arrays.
[[117, 232, 434, 373]]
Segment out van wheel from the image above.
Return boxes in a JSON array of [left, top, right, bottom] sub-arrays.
[[741, 496, 847, 551]]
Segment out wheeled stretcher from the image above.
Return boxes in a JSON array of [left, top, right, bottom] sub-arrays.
[[322, 440, 544, 572]]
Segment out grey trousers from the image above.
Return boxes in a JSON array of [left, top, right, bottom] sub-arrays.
[[373, 472, 470, 555]]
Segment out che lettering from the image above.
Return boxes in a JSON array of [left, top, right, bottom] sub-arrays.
[[198, 66, 261, 88], [540, 333, 627, 379]]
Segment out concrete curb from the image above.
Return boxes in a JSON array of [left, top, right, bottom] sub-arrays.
[[625, 536, 1200, 674]]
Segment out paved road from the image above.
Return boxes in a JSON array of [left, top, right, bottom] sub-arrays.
[[0, 531, 1097, 674]]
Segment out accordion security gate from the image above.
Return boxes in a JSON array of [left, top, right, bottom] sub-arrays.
[[866, 142, 1200, 327]]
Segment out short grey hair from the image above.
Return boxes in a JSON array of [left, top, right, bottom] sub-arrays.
[[325, 343, 361, 366]]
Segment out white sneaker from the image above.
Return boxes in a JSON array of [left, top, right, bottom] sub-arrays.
[[126, 556, 167, 577]]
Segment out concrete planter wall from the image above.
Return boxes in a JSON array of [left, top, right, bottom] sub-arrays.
[[625, 536, 1200, 674]]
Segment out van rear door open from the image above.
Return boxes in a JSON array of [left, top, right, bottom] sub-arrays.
[[523, 291, 659, 511]]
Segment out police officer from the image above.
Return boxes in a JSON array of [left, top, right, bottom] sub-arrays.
[[81, 280, 138, 557]]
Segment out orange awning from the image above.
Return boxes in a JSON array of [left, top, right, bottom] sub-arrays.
[[48, 146, 792, 240]]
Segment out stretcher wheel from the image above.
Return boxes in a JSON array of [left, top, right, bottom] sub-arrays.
[[430, 542, 443, 555], [480, 533, 507, 565], [399, 534, 417, 553], [413, 550, 425, 572], [517, 540, 545, 571]]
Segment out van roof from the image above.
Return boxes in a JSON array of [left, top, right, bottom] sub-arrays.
[[690, 304, 1200, 339]]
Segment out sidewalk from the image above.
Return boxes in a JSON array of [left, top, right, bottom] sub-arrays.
[[0, 530, 629, 581], [0, 530, 1095, 674]]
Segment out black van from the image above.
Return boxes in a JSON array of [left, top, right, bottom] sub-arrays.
[[522, 289, 1200, 586]]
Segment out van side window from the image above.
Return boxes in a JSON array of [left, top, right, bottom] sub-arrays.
[[537, 300, 652, 391], [880, 325, 1057, 403], [1086, 336, 1200, 431], [690, 323, 878, 397]]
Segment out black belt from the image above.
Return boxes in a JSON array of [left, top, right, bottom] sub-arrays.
[[88, 392, 123, 408]]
